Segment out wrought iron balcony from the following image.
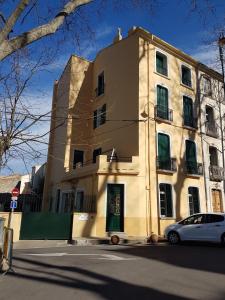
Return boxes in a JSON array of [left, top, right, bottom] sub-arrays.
[[95, 84, 105, 97], [157, 157, 177, 172], [156, 66, 168, 76], [185, 161, 203, 176], [183, 117, 198, 129], [155, 105, 173, 122], [209, 165, 225, 181], [205, 122, 219, 138]]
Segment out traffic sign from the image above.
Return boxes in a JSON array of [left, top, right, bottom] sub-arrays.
[[11, 187, 20, 197], [10, 201, 17, 209], [11, 196, 18, 201]]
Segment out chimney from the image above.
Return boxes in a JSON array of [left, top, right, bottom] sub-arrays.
[[113, 28, 122, 43]]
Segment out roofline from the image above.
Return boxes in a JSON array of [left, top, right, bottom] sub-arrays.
[[134, 26, 223, 81]]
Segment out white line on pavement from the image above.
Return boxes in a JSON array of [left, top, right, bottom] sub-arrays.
[[25, 253, 138, 260]]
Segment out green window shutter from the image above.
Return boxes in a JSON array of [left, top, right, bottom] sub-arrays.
[[183, 96, 193, 127], [158, 133, 170, 169], [186, 140, 197, 173], [157, 86, 168, 119]]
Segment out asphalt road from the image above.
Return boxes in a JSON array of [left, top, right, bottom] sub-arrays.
[[1, 243, 225, 300]]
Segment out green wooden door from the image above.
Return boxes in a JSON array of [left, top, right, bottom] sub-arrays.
[[20, 212, 72, 240], [158, 133, 170, 170], [106, 184, 124, 232]]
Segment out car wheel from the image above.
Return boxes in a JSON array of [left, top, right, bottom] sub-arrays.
[[221, 233, 225, 246], [168, 231, 180, 245]]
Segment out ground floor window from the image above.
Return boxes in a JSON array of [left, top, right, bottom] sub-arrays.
[[74, 190, 84, 212], [188, 187, 200, 215], [159, 183, 173, 217], [61, 192, 74, 213]]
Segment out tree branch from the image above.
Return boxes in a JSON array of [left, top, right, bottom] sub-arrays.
[[0, 0, 92, 61]]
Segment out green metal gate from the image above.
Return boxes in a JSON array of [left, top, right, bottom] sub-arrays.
[[20, 212, 73, 240]]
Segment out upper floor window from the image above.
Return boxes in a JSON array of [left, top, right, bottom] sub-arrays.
[[156, 85, 172, 121], [159, 183, 173, 218], [158, 133, 170, 170], [183, 96, 195, 128], [181, 65, 192, 87], [96, 72, 104, 96], [205, 105, 218, 138], [203, 76, 212, 96], [156, 51, 168, 76], [93, 104, 106, 129], [209, 146, 218, 167], [185, 140, 197, 174], [93, 148, 102, 163], [188, 187, 200, 215], [73, 150, 84, 169]]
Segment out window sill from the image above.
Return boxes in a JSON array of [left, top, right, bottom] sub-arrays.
[[186, 173, 202, 178], [95, 92, 105, 100], [160, 217, 176, 220], [154, 71, 170, 80], [183, 125, 198, 131], [180, 83, 194, 91], [157, 169, 176, 175], [155, 116, 172, 125]]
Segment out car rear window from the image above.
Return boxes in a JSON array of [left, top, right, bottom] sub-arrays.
[[205, 214, 224, 223]]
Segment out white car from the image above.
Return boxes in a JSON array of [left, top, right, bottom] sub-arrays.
[[164, 213, 225, 245]]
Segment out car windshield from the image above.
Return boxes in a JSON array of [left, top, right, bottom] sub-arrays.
[[180, 214, 205, 225]]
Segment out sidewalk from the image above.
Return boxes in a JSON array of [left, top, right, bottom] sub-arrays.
[[14, 236, 167, 249]]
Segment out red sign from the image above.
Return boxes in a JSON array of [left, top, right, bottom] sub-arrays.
[[11, 187, 20, 197]]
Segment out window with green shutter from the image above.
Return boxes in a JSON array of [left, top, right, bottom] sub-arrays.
[[156, 52, 168, 76], [185, 140, 197, 174], [183, 96, 194, 127], [157, 85, 169, 120], [159, 183, 173, 217], [188, 187, 200, 215], [182, 65, 192, 87], [158, 133, 170, 170]]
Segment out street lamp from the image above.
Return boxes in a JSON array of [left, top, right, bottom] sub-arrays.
[[218, 35, 225, 198]]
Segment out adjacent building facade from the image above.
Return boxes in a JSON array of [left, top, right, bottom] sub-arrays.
[[43, 27, 225, 237]]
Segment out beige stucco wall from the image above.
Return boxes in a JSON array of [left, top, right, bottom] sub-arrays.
[[0, 213, 22, 242]]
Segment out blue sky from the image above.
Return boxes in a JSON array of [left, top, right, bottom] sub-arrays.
[[1, 0, 225, 175]]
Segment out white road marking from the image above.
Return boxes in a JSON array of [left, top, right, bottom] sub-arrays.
[[26, 253, 138, 260]]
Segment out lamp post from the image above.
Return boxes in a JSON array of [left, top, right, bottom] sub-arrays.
[[218, 35, 225, 197]]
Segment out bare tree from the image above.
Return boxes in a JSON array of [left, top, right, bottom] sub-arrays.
[[0, 49, 66, 170]]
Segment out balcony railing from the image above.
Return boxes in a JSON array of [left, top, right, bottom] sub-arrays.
[[205, 122, 219, 138], [95, 84, 105, 97], [185, 161, 203, 176], [156, 66, 168, 76], [209, 165, 225, 181], [183, 117, 198, 129], [155, 105, 173, 122], [157, 157, 177, 172]]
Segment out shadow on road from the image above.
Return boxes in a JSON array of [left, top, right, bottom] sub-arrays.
[[105, 243, 225, 276], [10, 256, 187, 300]]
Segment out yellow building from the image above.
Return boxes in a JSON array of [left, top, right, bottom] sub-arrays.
[[43, 27, 224, 238]]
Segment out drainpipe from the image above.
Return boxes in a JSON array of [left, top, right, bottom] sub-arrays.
[[197, 69, 209, 212], [218, 36, 225, 200]]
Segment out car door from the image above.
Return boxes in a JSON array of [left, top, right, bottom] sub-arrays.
[[178, 214, 206, 241], [203, 214, 225, 242]]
